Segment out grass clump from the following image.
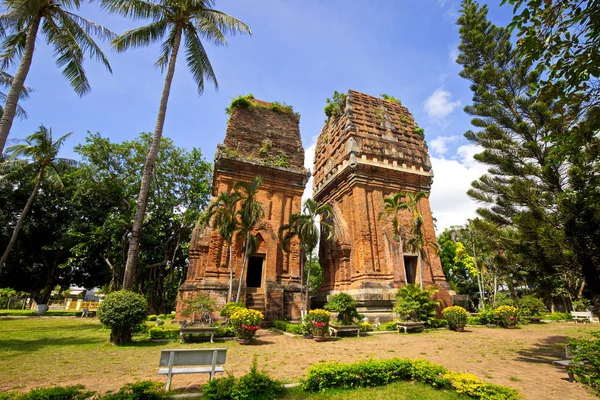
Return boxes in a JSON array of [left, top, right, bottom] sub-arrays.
[[226, 94, 296, 116]]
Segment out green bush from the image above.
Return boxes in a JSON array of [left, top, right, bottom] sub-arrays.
[[324, 293, 360, 325], [382, 321, 398, 331], [101, 381, 165, 399], [545, 312, 572, 321], [494, 306, 518, 327], [302, 358, 520, 399], [0, 310, 36, 316], [467, 316, 483, 325], [359, 322, 373, 332], [272, 320, 304, 335], [477, 308, 496, 325], [24, 385, 94, 400], [157, 314, 167, 320], [570, 331, 600, 395], [426, 318, 449, 329], [147, 315, 158, 321], [220, 302, 246, 319], [442, 306, 468, 330], [203, 357, 281, 400], [518, 295, 546, 316], [394, 284, 439, 324], [148, 327, 179, 340], [97, 291, 148, 344], [323, 91, 347, 120]]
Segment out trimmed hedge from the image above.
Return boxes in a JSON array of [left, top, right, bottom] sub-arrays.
[[0, 310, 83, 317], [0, 381, 165, 400], [272, 320, 304, 335], [149, 326, 235, 340], [302, 358, 521, 399]]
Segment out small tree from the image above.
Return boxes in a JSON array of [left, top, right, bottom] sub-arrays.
[[180, 293, 217, 325], [98, 290, 148, 344], [324, 293, 360, 325], [394, 284, 439, 324]]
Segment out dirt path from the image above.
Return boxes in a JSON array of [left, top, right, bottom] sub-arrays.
[[0, 321, 596, 399]]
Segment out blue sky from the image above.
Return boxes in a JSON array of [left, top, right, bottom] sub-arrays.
[[6, 0, 514, 233]]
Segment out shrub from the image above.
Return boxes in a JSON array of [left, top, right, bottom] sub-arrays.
[[180, 294, 217, 324], [203, 357, 281, 400], [478, 307, 496, 325], [157, 314, 167, 320], [518, 295, 546, 316], [324, 293, 360, 325], [323, 91, 347, 120], [442, 306, 468, 330], [147, 315, 158, 321], [230, 309, 263, 340], [0, 310, 36, 316], [24, 385, 94, 400], [306, 309, 330, 336], [101, 381, 165, 400], [226, 94, 255, 115], [382, 321, 398, 331], [494, 305, 519, 327], [285, 323, 303, 335], [98, 291, 148, 344], [359, 322, 373, 332], [427, 318, 448, 329], [570, 331, 600, 396], [546, 312, 572, 321], [467, 316, 483, 325], [149, 327, 179, 340], [220, 302, 246, 319], [394, 284, 439, 323], [302, 358, 521, 399], [573, 298, 591, 312]]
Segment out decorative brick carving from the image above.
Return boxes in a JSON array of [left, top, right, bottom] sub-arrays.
[[313, 90, 452, 318]]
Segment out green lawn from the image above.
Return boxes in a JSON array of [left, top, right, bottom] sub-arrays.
[[282, 382, 466, 399]]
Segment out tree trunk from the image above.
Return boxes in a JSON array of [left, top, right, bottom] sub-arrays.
[[227, 242, 233, 303], [122, 28, 183, 290], [299, 246, 304, 314], [0, 168, 44, 270], [0, 17, 41, 153], [305, 251, 312, 312], [418, 250, 424, 289], [399, 239, 408, 285], [470, 235, 484, 309], [235, 233, 251, 303]]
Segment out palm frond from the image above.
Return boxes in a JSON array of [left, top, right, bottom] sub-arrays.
[[154, 25, 176, 71], [44, 164, 65, 189], [112, 19, 168, 53], [0, 30, 26, 69], [0, 70, 33, 98], [100, 0, 164, 21], [184, 24, 217, 94], [198, 9, 251, 38]]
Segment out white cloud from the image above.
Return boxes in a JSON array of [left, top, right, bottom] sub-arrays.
[[429, 144, 488, 234], [429, 135, 459, 155], [423, 87, 461, 124], [302, 135, 318, 203]]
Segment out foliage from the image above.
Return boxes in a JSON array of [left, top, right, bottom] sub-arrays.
[[97, 290, 148, 344], [306, 309, 330, 336], [359, 322, 373, 332], [204, 357, 282, 400], [380, 94, 402, 104], [302, 358, 520, 399], [272, 320, 304, 335], [148, 327, 178, 340], [100, 381, 165, 400], [413, 126, 425, 136], [220, 302, 246, 318], [438, 230, 479, 298], [273, 151, 290, 168], [570, 331, 600, 396], [225, 94, 296, 116], [382, 321, 398, 331], [427, 318, 449, 329], [4, 385, 95, 400], [230, 308, 263, 340], [180, 293, 217, 323], [545, 312, 572, 321], [394, 284, 439, 323], [518, 295, 546, 316], [226, 94, 255, 114], [324, 293, 360, 325], [442, 306, 468, 330], [573, 298, 591, 312], [467, 316, 483, 325], [494, 306, 518, 328], [323, 91, 347, 120]]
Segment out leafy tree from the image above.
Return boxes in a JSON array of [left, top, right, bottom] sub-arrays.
[[98, 290, 148, 344], [100, 0, 251, 290], [207, 191, 240, 303], [0, 70, 32, 120], [438, 230, 478, 297], [379, 192, 410, 284], [233, 177, 264, 303], [279, 198, 333, 312], [324, 293, 360, 325], [0, 0, 114, 153], [0, 126, 73, 271]]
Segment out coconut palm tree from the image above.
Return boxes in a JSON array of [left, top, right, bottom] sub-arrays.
[[379, 192, 410, 284], [0, 70, 33, 120], [0, 0, 114, 153], [207, 191, 241, 302], [101, 0, 251, 290], [0, 125, 74, 271], [233, 177, 264, 303], [279, 198, 333, 312]]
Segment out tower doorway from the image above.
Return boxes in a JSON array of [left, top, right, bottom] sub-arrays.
[[246, 256, 264, 288], [404, 256, 418, 284]]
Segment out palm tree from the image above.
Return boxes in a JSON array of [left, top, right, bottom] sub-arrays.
[[0, 125, 74, 271], [279, 198, 333, 313], [233, 177, 264, 303], [379, 192, 410, 284], [0, 0, 114, 153], [0, 70, 33, 120], [400, 191, 433, 290], [207, 191, 240, 302], [101, 0, 251, 290]]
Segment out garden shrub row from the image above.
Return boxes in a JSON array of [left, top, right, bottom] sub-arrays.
[[0, 381, 165, 400], [302, 358, 521, 399], [148, 326, 234, 340], [146, 313, 175, 321], [272, 320, 304, 335], [0, 310, 83, 317]]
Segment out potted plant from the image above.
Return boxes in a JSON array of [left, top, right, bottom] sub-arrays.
[[306, 309, 330, 342], [442, 306, 468, 332], [394, 284, 439, 332], [230, 308, 263, 344], [494, 305, 519, 328]]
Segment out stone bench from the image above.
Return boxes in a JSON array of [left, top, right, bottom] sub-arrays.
[[397, 321, 425, 333], [329, 324, 360, 338]]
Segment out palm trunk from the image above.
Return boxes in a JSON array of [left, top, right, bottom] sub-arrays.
[[299, 246, 304, 314], [0, 168, 43, 270], [227, 242, 233, 303], [235, 233, 251, 304], [418, 250, 423, 289], [0, 17, 41, 154], [122, 28, 183, 290], [305, 251, 312, 312], [400, 239, 408, 284]]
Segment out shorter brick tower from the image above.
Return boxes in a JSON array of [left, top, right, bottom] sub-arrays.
[[177, 99, 309, 321], [312, 90, 451, 320]]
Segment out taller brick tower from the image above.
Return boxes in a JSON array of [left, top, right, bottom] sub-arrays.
[[312, 90, 451, 319], [177, 98, 309, 321]]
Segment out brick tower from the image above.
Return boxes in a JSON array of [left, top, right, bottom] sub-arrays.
[[312, 90, 451, 319], [177, 99, 309, 321]]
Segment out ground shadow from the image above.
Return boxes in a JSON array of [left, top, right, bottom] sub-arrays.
[[0, 336, 102, 352], [515, 335, 569, 365], [249, 337, 275, 346]]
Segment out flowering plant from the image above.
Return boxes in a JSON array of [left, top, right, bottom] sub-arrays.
[[442, 306, 468, 330], [306, 309, 330, 336], [230, 309, 264, 340], [494, 305, 518, 327]]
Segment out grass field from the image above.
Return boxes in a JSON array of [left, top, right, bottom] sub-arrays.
[[0, 317, 597, 399]]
